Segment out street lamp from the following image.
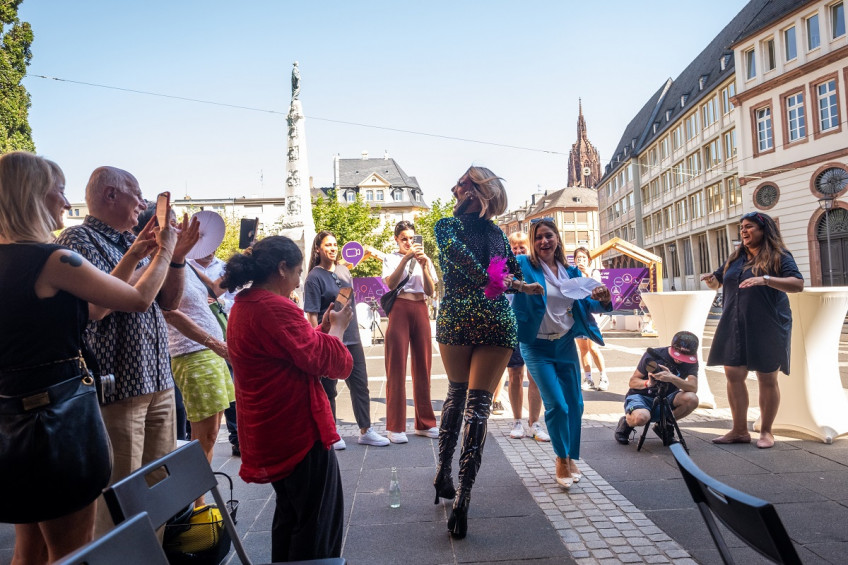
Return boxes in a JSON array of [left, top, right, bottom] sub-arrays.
[[668, 243, 677, 289], [818, 196, 835, 286]]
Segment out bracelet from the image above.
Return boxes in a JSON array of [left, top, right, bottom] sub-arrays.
[[203, 335, 212, 347], [519, 280, 525, 292], [169, 261, 186, 269]]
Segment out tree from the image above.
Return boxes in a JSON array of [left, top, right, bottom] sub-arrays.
[[413, 196, 455, 296], [1, 0, 35, 153], [312, 190, 393, 277]]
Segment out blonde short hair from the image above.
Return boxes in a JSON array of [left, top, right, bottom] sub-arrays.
[[0, 151, 59, 243], [508, 231, 529, 246], [466, 166, 507, 219]]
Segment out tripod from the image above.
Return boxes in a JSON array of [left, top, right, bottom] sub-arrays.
[[368, 300, 384, 344], [636, 385, 689, 454]]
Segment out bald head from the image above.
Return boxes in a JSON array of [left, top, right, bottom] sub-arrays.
[[85, 166, 146, 232]]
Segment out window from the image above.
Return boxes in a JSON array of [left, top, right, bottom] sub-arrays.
[[643, 216, 652, 236], [784, 26, 797, 60], [817, 79, 839, 131], [345, 190, 356, 202], [662, 207, 673, 231], [653, 211, 663, 234], [376, 189, 384, 200], [702, 96, 718, 126], [576, 211, 588, 223], [650, 178, 661, 199], [786, 91, 806, 142], [721, 83, 736, 114], [672, 125, 683, 150], [392, 189, 403, 201], [745, 48, 756, 79], [707, 182, 724, 213], [675, 199, 688, 225], [662, 171, 671, 193], [716, 231, 729, 265], [641, 185, 650, 203], [672, 161, 685, 187], [704, 138, 722, 170], [807, 14, 820, 50], [686, 152, 702, 177], [764, 38, 776, 71], [660, 136, 670, 160], [698, 234, 710, 274], [755, 106, 774, 152], [724, 129, 737, 160], [685, 112, 700, 140], [726, 176, 742, 206], [366, 190, 374, 201], [648, 147, 658, 167], [683, 240, 694, 276], [832, 2, 845, 38], [690, 191, 704, 219]]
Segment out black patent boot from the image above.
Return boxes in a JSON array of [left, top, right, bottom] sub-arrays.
[[434, 381, 468, 504], [447, 389, 492, 539]]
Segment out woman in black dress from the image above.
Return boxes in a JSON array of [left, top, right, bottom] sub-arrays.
[[701, 212, 803, 448]]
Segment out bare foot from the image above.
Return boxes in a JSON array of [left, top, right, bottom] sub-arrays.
[[712, 432, 752, 444], [756, 432, 775, 449]]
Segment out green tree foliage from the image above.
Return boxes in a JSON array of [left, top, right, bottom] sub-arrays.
[[312, 190, 392, 277], [1, 0, 35, 153], [215, 213, 247, 262], [412, 196, 455, 296]]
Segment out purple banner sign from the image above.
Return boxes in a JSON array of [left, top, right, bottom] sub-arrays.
[[352, 276, 389, 317], [598, 268, 650, 310], [342, 241, 365, 267]]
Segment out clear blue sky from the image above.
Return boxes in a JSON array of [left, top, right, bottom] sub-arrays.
[[20, 0, 748, 209]]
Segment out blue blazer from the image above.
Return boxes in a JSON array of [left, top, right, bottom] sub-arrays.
[[511, 255, 612, 346]]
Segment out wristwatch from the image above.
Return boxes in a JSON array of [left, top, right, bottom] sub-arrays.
[[763, 275, 771, 286]]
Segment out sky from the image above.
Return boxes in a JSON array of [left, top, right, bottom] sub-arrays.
[[19, 0, 749, 209]]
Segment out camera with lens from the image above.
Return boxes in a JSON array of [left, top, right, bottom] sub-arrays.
[[94, 373, 116, 404], [644, 352, 678, 398]]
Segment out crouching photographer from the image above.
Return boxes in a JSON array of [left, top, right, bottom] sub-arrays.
[[614, 331, 700, 445]]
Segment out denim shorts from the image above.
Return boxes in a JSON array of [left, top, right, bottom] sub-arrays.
[[624, 392, 678, 422]]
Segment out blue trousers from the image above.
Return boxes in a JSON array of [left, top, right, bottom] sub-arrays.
[[520, 335, 583, 459]]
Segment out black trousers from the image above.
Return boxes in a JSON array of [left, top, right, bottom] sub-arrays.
[[270, 441, 343, 561], [321, 342, 372, 430]]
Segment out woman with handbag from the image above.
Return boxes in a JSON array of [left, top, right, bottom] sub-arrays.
[[134, 204, 234, 504], [381, 220, 439, 444], [223, 236, 353, 561], [0, 152, 176, 563], [433, 166, 543, 539]]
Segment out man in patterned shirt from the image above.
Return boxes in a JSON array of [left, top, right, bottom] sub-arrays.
[[56, 166, 199, 534]]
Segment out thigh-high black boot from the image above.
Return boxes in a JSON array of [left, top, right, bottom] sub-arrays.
[[448, 389, 492, 539], [433, 380, 468, 504]]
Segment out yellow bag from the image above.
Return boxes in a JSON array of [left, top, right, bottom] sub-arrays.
[[164, 504, 231, 564]]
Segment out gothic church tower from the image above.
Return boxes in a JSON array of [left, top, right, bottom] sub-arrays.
[[566, 100, 601, 188]]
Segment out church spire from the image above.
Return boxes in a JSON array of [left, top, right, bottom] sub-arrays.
[[577, 98, 586, 139], [567, 100, 601, 188]]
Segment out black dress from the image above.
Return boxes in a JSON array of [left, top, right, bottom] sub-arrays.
[[707, 251, 802, 374]]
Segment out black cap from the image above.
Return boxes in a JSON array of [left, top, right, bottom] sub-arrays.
[[669, 331, 699, 363]]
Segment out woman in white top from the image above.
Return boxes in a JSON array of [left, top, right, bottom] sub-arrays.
[[573, 246, 609, 391], [382, 220, 439, 443]]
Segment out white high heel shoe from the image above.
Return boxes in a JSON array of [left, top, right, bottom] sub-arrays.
[[555, 457, 573, 489]]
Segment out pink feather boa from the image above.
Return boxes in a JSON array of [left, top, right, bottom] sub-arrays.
[[484, 256, 509, 300]]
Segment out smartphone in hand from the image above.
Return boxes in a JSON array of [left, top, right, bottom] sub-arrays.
[[413, 234, 423, 246], [334, 287, 353, 311], [155, 192, 171, 228]]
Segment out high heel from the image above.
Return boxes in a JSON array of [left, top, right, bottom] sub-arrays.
[[447, 389, 492, 538], [556, 457, 573, 489], [433, 381, 467, 504]]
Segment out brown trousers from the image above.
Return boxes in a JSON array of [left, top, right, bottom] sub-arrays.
[[384, 298, 437, 432]]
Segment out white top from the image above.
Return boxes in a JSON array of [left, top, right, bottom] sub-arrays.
[[381, 252, 438, 295], [167, 268, 225, 357], [188, 256, 236, 313], [538, 261, 575, 335]]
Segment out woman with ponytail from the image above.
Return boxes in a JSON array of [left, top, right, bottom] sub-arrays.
[[223, 236, 353, 561]]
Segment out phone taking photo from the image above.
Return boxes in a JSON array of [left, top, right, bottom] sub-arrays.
[[412, 234, 423, 246], [155, 192, 171, 228], [334, 287, 353, 311]]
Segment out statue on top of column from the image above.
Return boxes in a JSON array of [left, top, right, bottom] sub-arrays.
[[291, 61, 301, 100]]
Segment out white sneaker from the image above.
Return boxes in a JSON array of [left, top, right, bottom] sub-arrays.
[[581, 376, 595, 391], [358, 428, 390, 446], [333, 437, 346, 450], [509, 421, 525, 439], [414, 427, 439, 439], [387, 431, 408, 444], [595, 375, 609, 392], [530, 422, 551, 442]]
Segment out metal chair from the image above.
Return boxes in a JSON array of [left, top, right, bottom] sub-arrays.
[[103, 440, 344, 565], [54, 512, 168, 565], [670, 443, 801, 564]]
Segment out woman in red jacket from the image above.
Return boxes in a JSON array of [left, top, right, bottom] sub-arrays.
[[223, 236, 353, 562]]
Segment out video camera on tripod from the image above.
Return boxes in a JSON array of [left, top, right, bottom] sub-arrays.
[[637, 351, 689, 453]]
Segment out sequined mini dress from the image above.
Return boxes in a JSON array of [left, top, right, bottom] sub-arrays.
[[435, 214, 521, 349]]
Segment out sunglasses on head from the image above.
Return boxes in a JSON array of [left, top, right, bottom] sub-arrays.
[[530, 217, 554, 225], [740, 211, 766, 226]]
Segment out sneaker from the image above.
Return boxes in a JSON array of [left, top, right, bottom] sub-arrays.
[[414, 427, 439, 439], [530, 422, 550, 442], [358, 428, 390, 446], [492, 401, 505, 415], [509, 421, 525, 439], [333, 437, 347, 450], [615, 416, 634, 445], [231, 444, 241, 457], [581, 376, 595, 391], [652, 423, 675, 445], [387, 431, 409, 444], [595, 375, 609, 392]]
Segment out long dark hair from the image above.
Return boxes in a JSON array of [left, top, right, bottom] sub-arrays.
[[222, 236, 302, 292], [528, 219, 567, 269], [308, 230, 337, 272], [724, 212, 787, 276]]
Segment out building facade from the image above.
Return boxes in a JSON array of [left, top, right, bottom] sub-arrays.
[[732, 0, 848, 286]]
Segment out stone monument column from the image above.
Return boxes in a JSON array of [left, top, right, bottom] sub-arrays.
[[279, 61, 316, 273]]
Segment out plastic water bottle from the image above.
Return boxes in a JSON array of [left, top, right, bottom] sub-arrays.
[[389, 467, 401, 508]]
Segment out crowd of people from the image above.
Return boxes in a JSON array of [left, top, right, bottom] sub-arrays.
[[0, 151, 805, 562]]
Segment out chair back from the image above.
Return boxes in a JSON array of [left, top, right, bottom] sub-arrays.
[[670, 443, 802, 565], [54, 512, 168, 565]]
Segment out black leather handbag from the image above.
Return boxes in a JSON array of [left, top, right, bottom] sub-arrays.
[[0, 357, 113, 524], [379, 273, 411, 316]]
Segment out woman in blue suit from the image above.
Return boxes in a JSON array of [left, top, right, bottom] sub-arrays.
[[512, 219, 612, 488]]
